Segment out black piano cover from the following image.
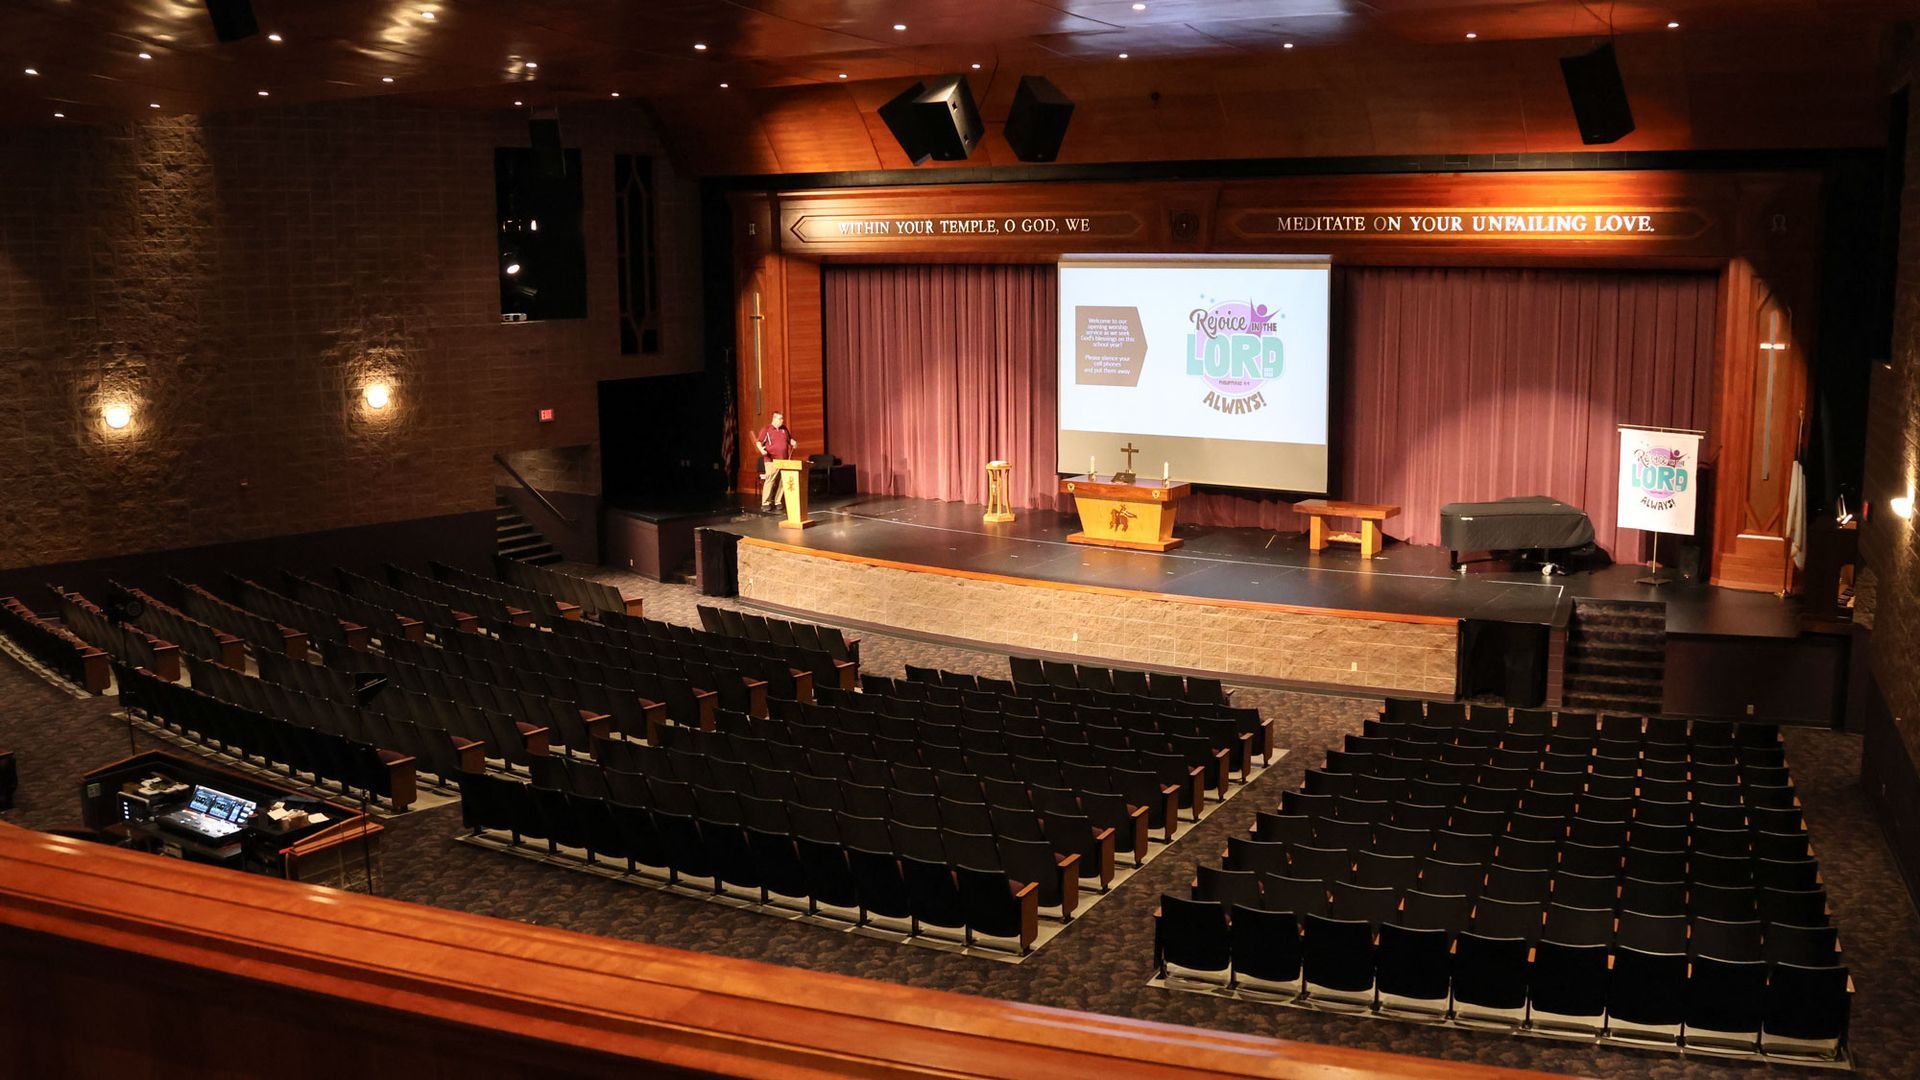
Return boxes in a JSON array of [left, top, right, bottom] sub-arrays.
[[1439, 495, 1595, 552]]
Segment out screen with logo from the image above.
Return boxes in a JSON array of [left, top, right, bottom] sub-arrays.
[[1056, 253, 1332, 493]]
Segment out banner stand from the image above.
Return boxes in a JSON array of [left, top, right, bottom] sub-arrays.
[[1617, 424, 1706, 589], [1635, 527, 1669, 586]]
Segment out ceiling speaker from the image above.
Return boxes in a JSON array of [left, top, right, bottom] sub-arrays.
[[202, 0, 259, 43], [1004, 76, 1074, 163], [879, 75, 982, 165], [1560, 42, 1635, 145]]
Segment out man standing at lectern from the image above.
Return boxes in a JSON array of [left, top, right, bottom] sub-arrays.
[[757, 411, 799, 512]]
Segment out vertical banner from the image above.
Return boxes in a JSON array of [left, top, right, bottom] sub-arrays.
[[1617, 426, 1705, 536]]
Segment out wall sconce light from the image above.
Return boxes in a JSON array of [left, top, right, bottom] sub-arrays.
[[102, 404, 133, 429], [364, 382, 392, 410], [1892, 489, 1915, 520]]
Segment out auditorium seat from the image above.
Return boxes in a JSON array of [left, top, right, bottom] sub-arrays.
[[1376, 904, 1455, 1016], [1451, 928, 1531, 1027], [1301, 914, 1375, 1008], [1195, 865, 1262, 911], [1529, 914, 1612, 1034], [1685, 955, 1767, 1052], [1155, 895, 1232, 984], [1761, 963, 1852, 1059]]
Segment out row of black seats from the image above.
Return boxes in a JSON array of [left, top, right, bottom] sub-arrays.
[[590, 608, 852, 690], [229, 576, 353, 651], [762, 695, 1257, 786], [1380, 698, 1783, 750], [0, 595, 100, 688], [324, 646, 608, 755], [695, 602, 859, 664], [498, 558, 632, 619], [1202, 851, 1830, 927], [1304, 769, 1798, 819], [1251, 811, 1817, 872], [832, 682, 1273, 762], [683, 707, 1215, 822], [119, 663, 416, 809], [427, 560, 571, 624], [1154, 891, 1850, 1057], [615, 730, 1146, 869], [1008, 655, 1227, 705], [194, 653, 487, 783], [462, 769, 1065, 953]]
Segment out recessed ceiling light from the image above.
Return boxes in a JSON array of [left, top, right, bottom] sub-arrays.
[[1465, 31, 1477, 39], [1118, 52, 1130, 59], [610, 91, 620, 97], [525, 61, 537, 69], [837, 72, 847, 78], [693, 43, 708, 51], [719, 82, 730, 88], [971, 62, 982, 69], [1667, 20, 1680, 28], [257, 89, 269, 96], [893, 23, 907, 31], [513, 99, 523, 106], [419, 10, 435, 19], [53, 111, 64, 118], [267, 32, 283, 43], [148, 103, 160, 108], [381, 76, 394, 83], [138, 52, 153, 60], [24, 68, 39, 76], [1283, 42, 1294, 49], [1133, 2, 1146, 9]]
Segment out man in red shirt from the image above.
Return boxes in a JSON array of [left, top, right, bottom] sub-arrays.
[[757, 410, 800, 511]]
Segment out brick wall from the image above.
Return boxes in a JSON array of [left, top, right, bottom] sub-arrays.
[[0, 100, 702, 572], [1861, 51, 1920, 895], [736, 541, 1459, 696]]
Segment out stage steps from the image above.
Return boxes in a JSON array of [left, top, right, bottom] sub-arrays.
[[1563, 598, 1665, 714], [495, 494, 562, 566]]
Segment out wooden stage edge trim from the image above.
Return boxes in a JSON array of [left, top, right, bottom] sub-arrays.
[[0, 824, 1558, 1080], [735, 537, 1462, 628]]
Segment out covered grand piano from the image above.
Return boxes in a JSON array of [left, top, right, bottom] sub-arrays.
[[1440, 495, 1596, 572]]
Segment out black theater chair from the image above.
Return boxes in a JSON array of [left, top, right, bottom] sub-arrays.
[[999, 836, 1078, 919], [1684, 954, 1767, 1052], [1301, 914, 1376, 1009], [1228, 905, 1302, 997], [1528, 906, 1613, 1035], [956, 865, 1038, 953], [1375, 892, 1465, 1017], [1761, 963, 1852, 1060], [1155, 895, 1232, 985]]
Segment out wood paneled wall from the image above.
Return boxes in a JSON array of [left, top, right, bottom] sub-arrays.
[[730, 168, 1827, 591]]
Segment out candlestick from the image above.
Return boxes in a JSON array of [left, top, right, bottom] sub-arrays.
[[1089, 455, 1096, 477], [1162, 461, 1169, 481]]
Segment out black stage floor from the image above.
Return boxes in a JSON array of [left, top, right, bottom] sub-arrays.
[[714, 495, 1803, 639]]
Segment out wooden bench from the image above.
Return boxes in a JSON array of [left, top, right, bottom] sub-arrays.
[[1292, 499, 1402, 560]]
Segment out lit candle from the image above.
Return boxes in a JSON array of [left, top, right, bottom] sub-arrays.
[[1163, 461, 1169, 481], [1090, 455, 1096, 476]]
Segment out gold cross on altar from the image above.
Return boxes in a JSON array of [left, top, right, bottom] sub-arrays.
[[1119, 442, 1141, 472]]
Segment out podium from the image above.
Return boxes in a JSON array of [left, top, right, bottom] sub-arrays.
[[770, 458, 816, 529], [1059, 475, 1192, 552]]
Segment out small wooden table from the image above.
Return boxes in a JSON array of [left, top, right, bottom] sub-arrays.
[[1059, 476, 1192, 552], [1293, 499, 1401, 559]]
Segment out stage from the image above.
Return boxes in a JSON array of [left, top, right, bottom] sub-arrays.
[[707, 495, 1814, 706]]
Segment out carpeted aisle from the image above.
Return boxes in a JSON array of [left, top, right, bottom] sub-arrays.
[[0, 570, 1914, 1079]]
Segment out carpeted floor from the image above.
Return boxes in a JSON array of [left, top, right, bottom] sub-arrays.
[[2, 569, 1916, 1079]]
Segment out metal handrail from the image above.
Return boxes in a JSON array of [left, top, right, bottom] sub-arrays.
[[493, 454, 577, 529]]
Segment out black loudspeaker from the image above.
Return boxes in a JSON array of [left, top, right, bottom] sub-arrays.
[[879, 75, 982, 164], [529, 115, 567, 179], [203, 0, 259, 43], [695, 528, 740, 597], [1560, 42, 1635, 145], [1004, 76, 1074, 162]]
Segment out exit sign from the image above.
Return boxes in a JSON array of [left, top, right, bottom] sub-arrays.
[[538, 408, 555, 423]]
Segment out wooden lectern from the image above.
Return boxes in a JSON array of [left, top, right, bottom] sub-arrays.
[[1059, 475, 1192, 552], [771, 458, 816, 529]]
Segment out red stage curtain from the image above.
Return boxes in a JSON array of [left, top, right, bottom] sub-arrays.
[[824, 264, 1061, 508], [823, 264, 1718, 556]]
